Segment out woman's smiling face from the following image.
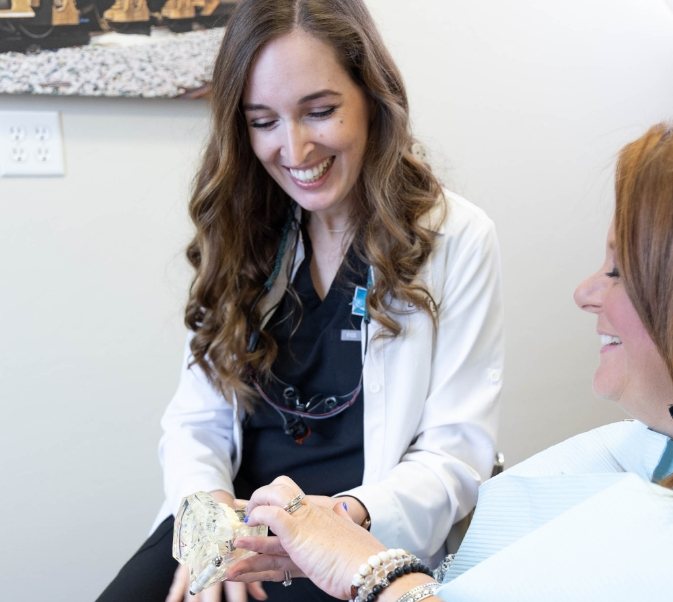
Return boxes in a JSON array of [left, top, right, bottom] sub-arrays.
[[574, 221, 673, 435], [242, 28, 370, 222]]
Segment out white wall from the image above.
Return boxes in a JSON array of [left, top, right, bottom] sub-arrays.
[[1, 1, 673, 600], [0, 96, 207, 599], [366, 0, 673, 460]]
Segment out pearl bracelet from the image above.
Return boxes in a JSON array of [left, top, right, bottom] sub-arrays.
[[394, 582, 440, 602], [349, 549, 433, 602]]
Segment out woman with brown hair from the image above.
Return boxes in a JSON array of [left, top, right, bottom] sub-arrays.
[[97, 0, 503, 601], [230, 122, 673, 602]]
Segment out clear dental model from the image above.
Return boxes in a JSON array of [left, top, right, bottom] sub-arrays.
[[173, 491, 268, 595]]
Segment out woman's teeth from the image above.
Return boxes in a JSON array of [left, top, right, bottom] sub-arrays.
[[600, 334, 622, 346], [289, 157, 333, 183]]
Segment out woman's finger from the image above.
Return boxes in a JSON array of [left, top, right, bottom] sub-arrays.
[[229, 548, 286, 576], [165, 564, 189, 602], [229, 562, 296, 585], [222, 580, 248, 602], [228, 550, 304, 582], [332, 499, 351, 518], [197, 582, 222, 602], [246, 581, 268, 601], [246, 477, 304, 514], [235, 534, 287, 556]]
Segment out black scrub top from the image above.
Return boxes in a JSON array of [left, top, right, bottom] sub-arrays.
[[234, 230, 368, 602]]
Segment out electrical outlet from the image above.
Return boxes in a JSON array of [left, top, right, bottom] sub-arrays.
[[0, 111, 65, 177]]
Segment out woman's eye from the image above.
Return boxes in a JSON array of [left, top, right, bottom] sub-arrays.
[[308, 107, 336, 119], [250, 119, 277, 130], [605, 267, 621, 278]]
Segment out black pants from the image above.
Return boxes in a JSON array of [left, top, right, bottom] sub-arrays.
[[97, 516, 177, 601], [97, 517, 339, 602]]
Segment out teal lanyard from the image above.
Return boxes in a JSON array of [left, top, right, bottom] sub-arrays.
[[247, 204, 373, 352]]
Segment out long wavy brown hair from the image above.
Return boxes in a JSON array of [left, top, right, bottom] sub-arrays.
[[185, 0, 443, 409], [614, 122, 673, 488]]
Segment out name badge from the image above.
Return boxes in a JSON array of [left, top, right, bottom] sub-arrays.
[[351, 285, 367, 317], [341, 329, 362, 342]]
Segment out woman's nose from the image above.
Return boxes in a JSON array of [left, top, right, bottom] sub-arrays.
[[281, 122, 313, 166], [574, 271, 603, 314]]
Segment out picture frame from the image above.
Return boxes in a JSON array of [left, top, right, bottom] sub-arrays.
[[0, 0, 236, 97]]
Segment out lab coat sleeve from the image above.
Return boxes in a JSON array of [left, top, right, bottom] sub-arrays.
[[158, 337, 237, 516], [343, 198, 504, 561]]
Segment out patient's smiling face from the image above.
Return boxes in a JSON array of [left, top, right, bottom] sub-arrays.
[[574, 221, 673, 436]]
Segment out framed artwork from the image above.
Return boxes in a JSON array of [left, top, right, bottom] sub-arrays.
[[0, 0, 236, 97]]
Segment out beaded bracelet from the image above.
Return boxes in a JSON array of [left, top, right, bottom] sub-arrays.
[[395, 582, 440, 602], [349, 549, 434, 602]]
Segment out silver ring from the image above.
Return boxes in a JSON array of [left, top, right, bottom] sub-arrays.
[[282, 569, 292, 587], [283, 492, 305, 514]]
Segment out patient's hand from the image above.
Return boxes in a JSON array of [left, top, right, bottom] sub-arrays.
[[229, 476, 384, 599]]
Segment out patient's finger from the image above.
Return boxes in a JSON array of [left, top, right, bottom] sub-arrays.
[[234, 534, 287, 556]]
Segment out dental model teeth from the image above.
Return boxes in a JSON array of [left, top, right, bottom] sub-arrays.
[[290, 157, 332, 183]]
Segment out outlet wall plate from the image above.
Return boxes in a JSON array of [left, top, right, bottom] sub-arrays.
[[0, 111, 65, 177]]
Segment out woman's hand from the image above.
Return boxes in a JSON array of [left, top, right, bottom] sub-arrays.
[[165, 565, 267, 602], [229, 476, 385, 599]]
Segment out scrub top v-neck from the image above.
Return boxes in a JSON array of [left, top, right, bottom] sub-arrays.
[[234, 225, 367, 498]]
